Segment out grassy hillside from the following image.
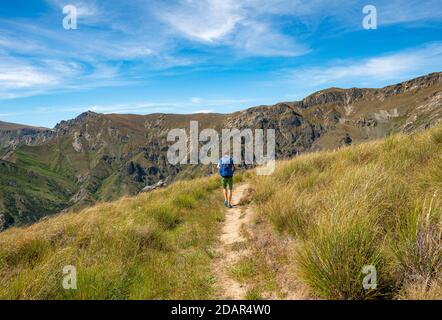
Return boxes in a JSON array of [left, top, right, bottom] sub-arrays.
[[252, 125, 442, 299], [2, 73, 442, 230], [0, 125, 441, 300], [0, 176, 234, 299], [0, 112, 228, 229], [0, 159, 76, 228]]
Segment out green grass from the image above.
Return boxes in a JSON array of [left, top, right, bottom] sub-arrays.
[[2, 125, 442, 300], [229, 253, 279, 299], [252, 124, 442, 299], [391, 198, 442, 291], [0, 160, 76, 227], [0, 176, 224, 299], [230, 258, 256, 280], [245, 288, 262, 300]]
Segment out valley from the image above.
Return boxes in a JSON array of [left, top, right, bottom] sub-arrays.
[[1, 123, 441, 299], [0, 72, 441, 230]]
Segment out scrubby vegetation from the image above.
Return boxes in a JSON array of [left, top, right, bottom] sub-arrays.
[[1, 125, 441, 300], [0, 177, 225, 299], [253, 125, 442, 299]]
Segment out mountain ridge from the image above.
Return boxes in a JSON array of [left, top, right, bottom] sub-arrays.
[[0, 71, 441, 230], [1, 123, 442, 299], [3, 72, 441, 137]]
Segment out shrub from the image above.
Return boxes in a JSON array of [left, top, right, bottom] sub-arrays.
[[128, 224, 167, 251], [148, 204, 182, 230], [295, 215, 391, 299], [3, 238, 51, 268]]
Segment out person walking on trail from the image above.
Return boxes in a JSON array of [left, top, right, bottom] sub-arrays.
[[217, 153, 237, 208]]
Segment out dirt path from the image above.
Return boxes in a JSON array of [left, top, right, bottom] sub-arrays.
[[212, 183, 311, 300], [213, 183, 253, 299]]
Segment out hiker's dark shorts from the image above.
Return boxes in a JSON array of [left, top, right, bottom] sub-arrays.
[[221, 176, 233, 190]]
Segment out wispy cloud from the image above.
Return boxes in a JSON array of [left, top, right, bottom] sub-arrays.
[[288, 43, 442, 88], [0, 63, 58, 89], [157, 0, 242, 43], [47, 0, 102, 23], [192, 109, 214, 114], [16, 97, 254, 119], [155, 0, 309, 57], [0, 0, 441, 101], [378, 0, 442, 25]]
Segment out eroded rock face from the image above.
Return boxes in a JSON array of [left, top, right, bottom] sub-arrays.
[[1, 72, 442, 230], [355, 118, 377, 128], [0, 125, 53, 150]]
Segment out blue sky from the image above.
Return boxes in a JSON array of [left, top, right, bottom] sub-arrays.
[[0, 0, 441, 128]]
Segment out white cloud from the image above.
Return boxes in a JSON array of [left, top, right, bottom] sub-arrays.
[[0, 52, 134, 99], [0, 112, 23, 118], [190, 97, 203, 104], [192, 109, 214, 114], [288, 43, 442, 88], [156, 0, 308, 57], [1, 0, 441, 101], [48, 0, 99, 19], [229, 20, 309, 57], [27, 97, 254, 118], [0, 57, 74, 98], [0, 65, 58, 89], [378, 0, 442, 25], [158, 0, 242, 43]]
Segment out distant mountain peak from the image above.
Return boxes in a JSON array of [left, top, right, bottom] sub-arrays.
[[1, 71, 442, 230], [75, 110, 99, 121]]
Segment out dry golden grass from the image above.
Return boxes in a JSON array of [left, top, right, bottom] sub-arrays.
[[0, 176, 227, 299], [252, 125, 442, 299], [1, 124, 441, 300]]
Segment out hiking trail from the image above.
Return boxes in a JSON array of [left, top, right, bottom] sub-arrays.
[[212, 183, 310, 300], [213, 183, 254, 299]]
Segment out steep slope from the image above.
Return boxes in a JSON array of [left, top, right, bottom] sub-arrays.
[[0, 125, 441, 299], [0, 72, 441, 229], [226, 72, 442, 154], [250, 124, 442, 299], [0, 121, 51, 151], [0, 113, 226, 229], [0, 159, 76, 230], [0, 176, 226, 299]]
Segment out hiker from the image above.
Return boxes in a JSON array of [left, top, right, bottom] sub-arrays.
[[217, 153, 237, 208]]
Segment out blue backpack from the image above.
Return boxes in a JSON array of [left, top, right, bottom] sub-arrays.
[[219, 156, 234, 177]]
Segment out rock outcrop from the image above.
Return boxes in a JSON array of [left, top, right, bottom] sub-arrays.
[[1, 72, 441, 229]]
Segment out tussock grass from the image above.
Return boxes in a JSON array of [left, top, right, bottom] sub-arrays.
[[295, 213, 390, 299], [253, 125, 442, 299], [173, 194, 197, 209], [391, 196, 442, 293], [0, 176, 224, 299], [2, 125, 442, 300]]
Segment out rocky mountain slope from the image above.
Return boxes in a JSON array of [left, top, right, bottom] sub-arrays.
[[0, 121, 51, 152], [0, 72, 441, 230]]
